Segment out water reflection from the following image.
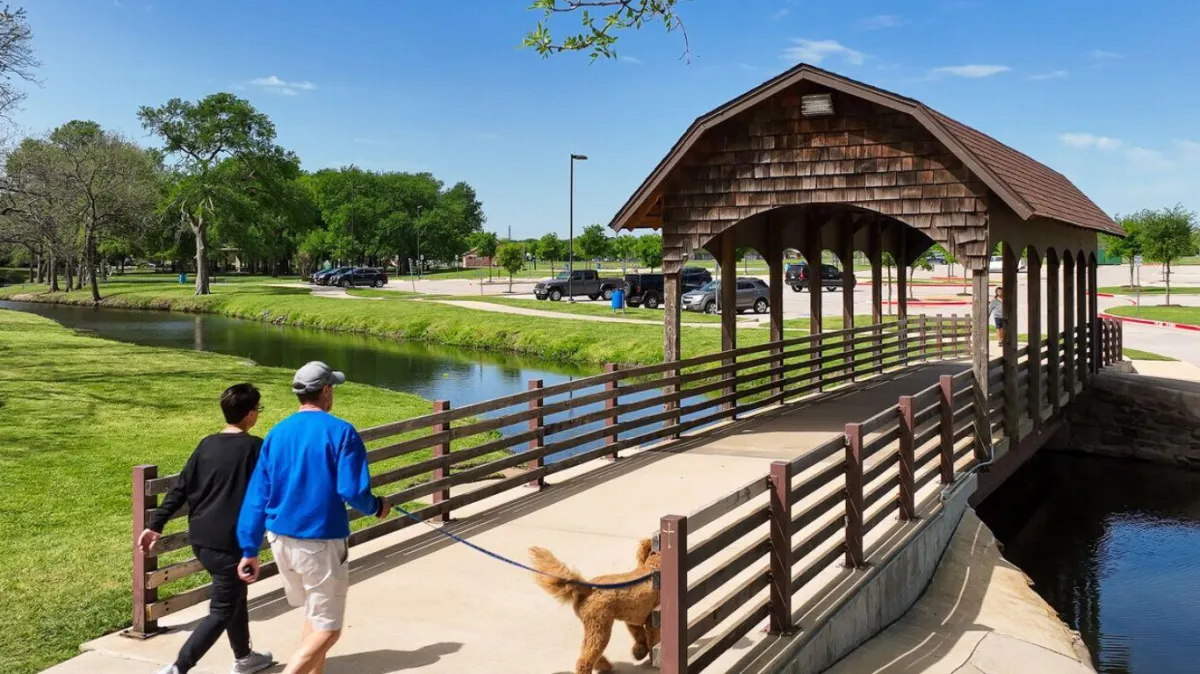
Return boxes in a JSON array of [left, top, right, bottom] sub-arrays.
[[978, 453, 1200, 674]]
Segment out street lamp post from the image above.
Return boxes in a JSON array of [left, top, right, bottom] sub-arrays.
[[415, 205, 423, 279], [569, 153, 587, 302]]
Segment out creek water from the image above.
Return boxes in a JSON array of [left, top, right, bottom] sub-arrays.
[[978, 453, 1200, 674]]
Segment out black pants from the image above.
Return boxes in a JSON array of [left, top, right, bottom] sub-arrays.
[[175, 546, 251, 672]]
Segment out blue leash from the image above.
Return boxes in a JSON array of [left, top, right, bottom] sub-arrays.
[[390, 504, 656, 590]]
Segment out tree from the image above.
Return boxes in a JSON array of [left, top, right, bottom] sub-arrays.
[[909, 248, 935, 299], [636, 233, 663, 271], [523, 0, 690, 62], [1139, 204, 1197, 305], [496, 241, 526, 293], [469, 230, 500, 280], [1104, 214, 1145, 288], [576, 223, 611, 261], [139, 93, 293, 295], [536, 232, 566, 273], [611, 233, 638, 273], [0, 6, 39, 122]]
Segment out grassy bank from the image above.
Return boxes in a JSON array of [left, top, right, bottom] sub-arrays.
[[1098, 285, 1200, 295], [0, 309, 501, 673], [1107, 305, 1200, 327], [0, 280, 764, 365]]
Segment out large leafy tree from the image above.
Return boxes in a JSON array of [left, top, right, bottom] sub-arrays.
[[576, 223, 611, 261], [611, 233, 638, 273], [0, 5, 39, 121], [636, 233, 662, 271], [536, 232, 566, 272], [496, 241, 526, 293], [1104, 214, 1145, 288], [469, 230, 500, 280], [523, 0, 689, 62], [138, 93, 293, 295], [1139, 204, 1198, 305]]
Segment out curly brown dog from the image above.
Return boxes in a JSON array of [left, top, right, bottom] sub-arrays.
[[529, 538, 661, 674]]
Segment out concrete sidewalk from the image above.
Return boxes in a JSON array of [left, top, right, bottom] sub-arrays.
[[45, 364, 966, 674]]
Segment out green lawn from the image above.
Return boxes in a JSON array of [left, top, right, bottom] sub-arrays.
[[0, 279, 753, 366], [1098, 285, 1200, 295], [0, 309, 505, 673], [446, 295, 728, 323], [1123, 348, 1176, 361], [1107, 305, 1200, 326]]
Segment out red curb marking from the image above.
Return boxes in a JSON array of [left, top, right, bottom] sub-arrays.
[[1101, 311, 1200, 332]]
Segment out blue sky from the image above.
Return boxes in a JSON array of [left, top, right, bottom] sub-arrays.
[[14, 0, 1200, 239]]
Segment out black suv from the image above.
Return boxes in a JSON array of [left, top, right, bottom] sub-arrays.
[[786, 263, 844, 292], [327, 267, 388, 288], [622, 266, 713, 309], [311, 266, 351, 286]]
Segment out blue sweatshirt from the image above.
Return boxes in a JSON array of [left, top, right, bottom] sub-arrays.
[[237, 410, 381, 557]]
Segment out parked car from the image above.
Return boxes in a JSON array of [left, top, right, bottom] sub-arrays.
[[311, 266, 351, 285], [327, 267, 388, 288], [533, 269, 625, 301], [621, 267, 714, 308], [785, 263, 844, 292], [681, 277, 770, 314], [987, 256, 1027, 273]]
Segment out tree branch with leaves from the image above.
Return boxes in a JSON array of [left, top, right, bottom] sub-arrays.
[[522, 0, 691, 62]]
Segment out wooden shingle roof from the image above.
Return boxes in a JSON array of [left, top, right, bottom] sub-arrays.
[[610, 63, 1123, 237]]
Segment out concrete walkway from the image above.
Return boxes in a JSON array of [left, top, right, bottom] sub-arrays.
[[825, 510, 1094, 674], [45, 364, 964, 674]]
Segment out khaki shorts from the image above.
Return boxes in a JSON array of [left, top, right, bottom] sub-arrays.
[[267, 533, 349, 631]]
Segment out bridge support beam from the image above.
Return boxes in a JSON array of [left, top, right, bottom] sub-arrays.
[[1088, 257, 1099, 375], [807, 224, 824, 390], [896, 229, 909, 356], [1046, 252, 1061, 414], [1075, 254, 1088, 388], [663, 269, 682, 438], [1026, 250, 1043, 426], [840, 221, 856, 380], [870, 220, 884, 371], [767, 226, 785, 397], [970, 266, 992, 458], [720, 233, 738, 414], [1002, 244, 1020, 441], [1063, 254, 1076, 400]]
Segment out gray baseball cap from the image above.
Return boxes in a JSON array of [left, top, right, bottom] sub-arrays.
[[292, 361, 346, 394]]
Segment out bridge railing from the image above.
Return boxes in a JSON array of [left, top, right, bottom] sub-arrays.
[[653, 317, 1126, 673], [654, 370, 982, 674], [127, 315, 970, 636]]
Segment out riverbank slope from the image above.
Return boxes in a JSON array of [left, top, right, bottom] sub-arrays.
[[0, 309, 489, 673]]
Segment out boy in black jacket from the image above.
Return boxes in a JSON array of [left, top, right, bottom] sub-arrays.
[[139, 384, 274, 674]]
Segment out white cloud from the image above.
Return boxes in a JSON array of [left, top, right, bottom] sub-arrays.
[[1174, 139, 1200, 159], [1126, 147, 1173, 170], [619, 55, 642, 65], [929, 64, 1010, 78], [1060, 133, 1123, 150], [249, 75, 317, 95], [859, 14, 904, 30], [1089, 49, 1123, 60], [772, 8, 790, 19], [1029, 70, 1069, 81], [781, 39, 865, 66]]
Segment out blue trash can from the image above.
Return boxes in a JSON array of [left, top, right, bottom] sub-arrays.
[[179, 273, 187, 284]]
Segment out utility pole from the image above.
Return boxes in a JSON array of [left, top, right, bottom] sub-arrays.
[[569, 153, 588, 302]]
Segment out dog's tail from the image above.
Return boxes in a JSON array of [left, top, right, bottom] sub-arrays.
[[528, 546, 591, 603]]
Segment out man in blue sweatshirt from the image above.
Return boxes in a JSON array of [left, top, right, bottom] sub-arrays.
[[236, 361, 389, 674]]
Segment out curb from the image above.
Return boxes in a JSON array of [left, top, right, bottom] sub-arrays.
[[1101, 311, 1200, 332]]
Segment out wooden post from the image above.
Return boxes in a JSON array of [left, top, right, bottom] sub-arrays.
[[664, 270, 682, 439], [768, 461, 794, 634], [1002, 245, 1020, 441], [1116, 319, 1123, 361], [841, 223, 856, 382], [1026, 251, 1043, 425], [720, 236, 738, 415], [658, 515, 688, 674], [1088, 258, 1099, 375], [1047, 253, 1061, 414], [605, 363, 620, 459], [432, 400, 452, 522], [971, 267, 992, 459], [844, 423, 865, 568], [938, 376, 956, 483], [1076, 255, 1088, 387], [896, 233, 909, 360], [935, 314, 945, 361], [807, 224, 824, 391], [131, 464, 159, 638], [526, 380, 545, 488], [870, 220, 883, 372], [897, 397, 917, 521], [1063, 255, 1076, 400], [768, 230, 785, 398]]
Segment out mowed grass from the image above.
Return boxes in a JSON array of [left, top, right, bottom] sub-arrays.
[[1107, 305, 1200, 327], [1123, 348, 1177, 361], [443, 295, 729, 323], [0, 280, 759, 365], [0, 309, 497, 673], [1098, 285, 1200, 295]]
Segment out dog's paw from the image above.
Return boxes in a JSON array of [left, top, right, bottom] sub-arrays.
[[632, 643, 649, 661]]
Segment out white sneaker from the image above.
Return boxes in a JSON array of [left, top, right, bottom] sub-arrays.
[[231, 650, 274, 674], [153, 666, 180, 674]]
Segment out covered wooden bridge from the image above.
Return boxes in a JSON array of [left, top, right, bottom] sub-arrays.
[[83, 66, 1128, 674]]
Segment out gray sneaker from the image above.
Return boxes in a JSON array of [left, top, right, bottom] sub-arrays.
[[153, 666, 180, 674], [230, 651, 274, 674]]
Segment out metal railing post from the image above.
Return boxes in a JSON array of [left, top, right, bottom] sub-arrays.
[[844, 423, 865, 568], [433, 400, 452, 522], [605, 363, 620, 459], [658, 514, 688, 674], [526, 380, 545, 488], [938, 376, 956, 483], [131, 464, 159, 638], [768, 461, 794, 634]]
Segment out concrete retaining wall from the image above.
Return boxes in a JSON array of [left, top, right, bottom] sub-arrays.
[[768, 475, 977, 674], [1056, 371, 1200, 468]]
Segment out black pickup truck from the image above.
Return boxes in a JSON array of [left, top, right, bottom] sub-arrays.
[[624, 267, 713, 308], [534, 269, 625, 301], [786, 263, 844, 292]]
